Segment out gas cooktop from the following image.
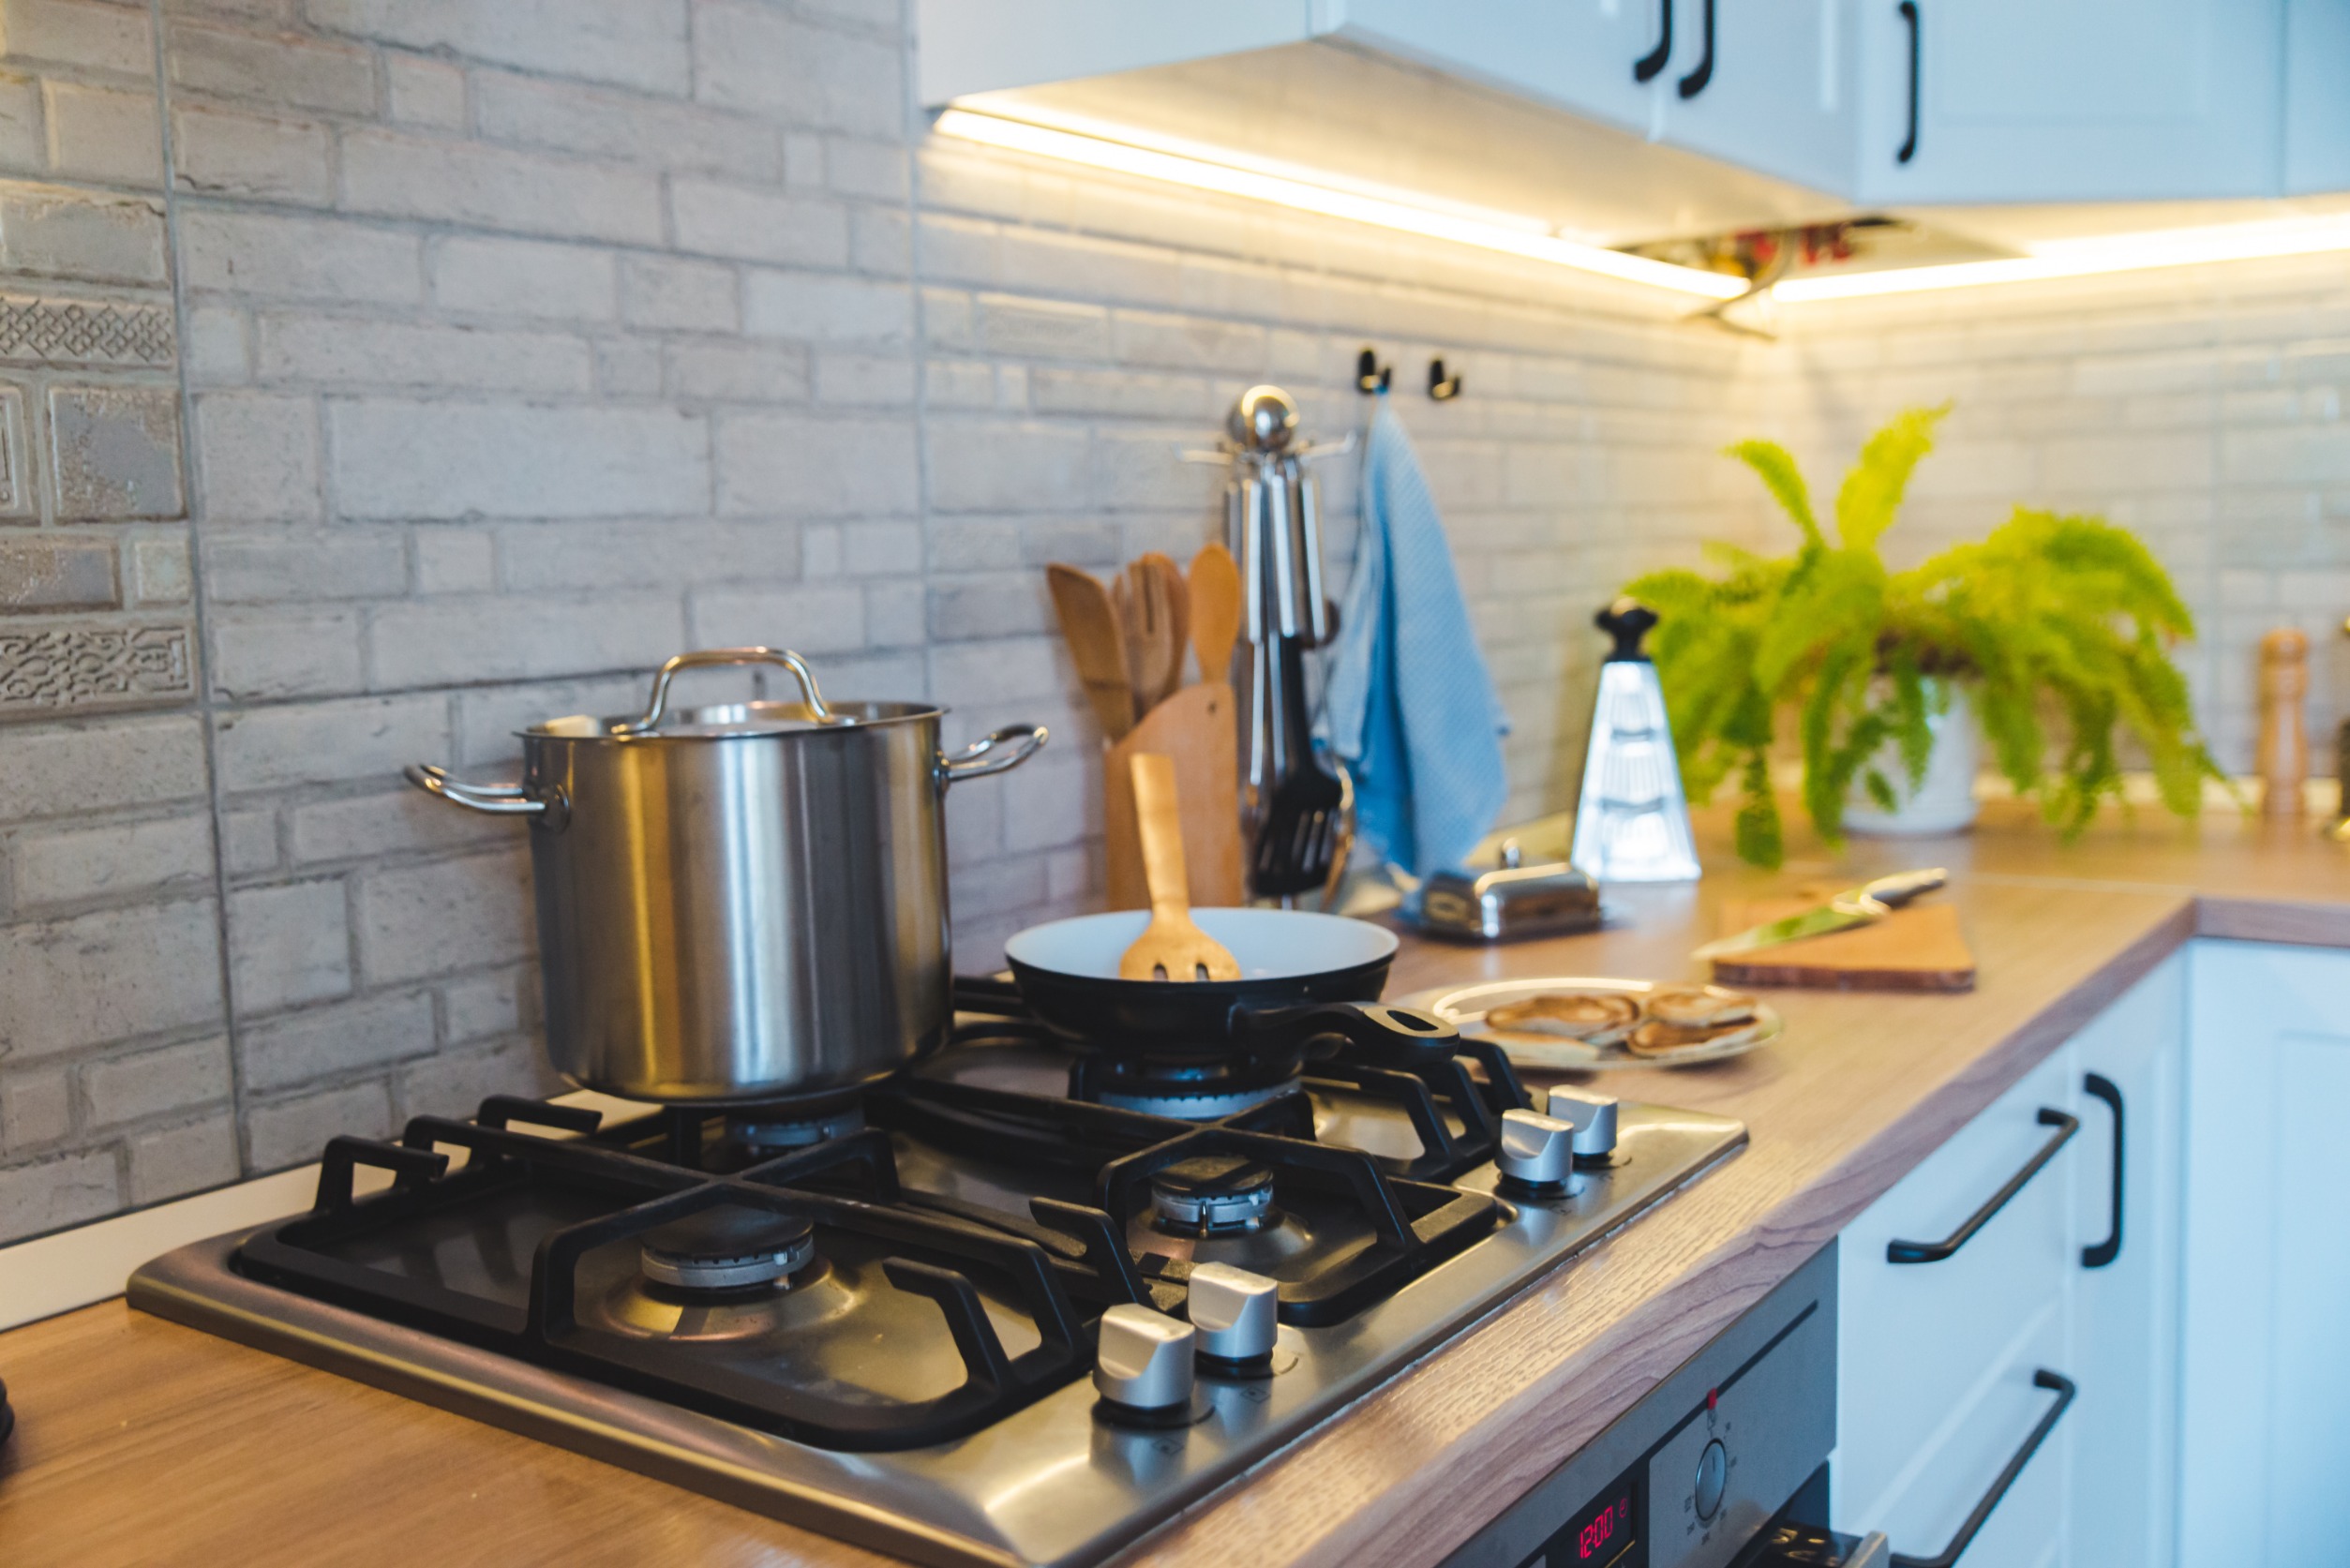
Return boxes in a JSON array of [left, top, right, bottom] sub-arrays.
[[130, 1012, 1745, 1568]]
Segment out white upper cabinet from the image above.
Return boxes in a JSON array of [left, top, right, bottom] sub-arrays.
[[1323, 0, 1669, 142], [2284, 0, 2350, 192], [1850, 0, 2285, 202], [915, 2, 1312, 106], [1640, 0, 1856, 196]]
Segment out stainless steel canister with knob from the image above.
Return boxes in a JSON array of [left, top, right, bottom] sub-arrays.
[[405, 647, 1045, 1105]]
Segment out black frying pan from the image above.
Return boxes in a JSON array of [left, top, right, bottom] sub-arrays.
[[987, 907, 1458, 1062]]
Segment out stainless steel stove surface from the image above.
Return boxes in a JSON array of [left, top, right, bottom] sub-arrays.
[[129, 1016, 1745, 1568]]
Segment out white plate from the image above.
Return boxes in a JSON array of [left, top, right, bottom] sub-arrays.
[[1394, 977, 1785, 1070]]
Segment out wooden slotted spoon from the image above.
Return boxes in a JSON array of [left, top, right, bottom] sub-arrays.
[[1112, 556, 1186, 719], [1045, 563, 1137, 741], [1117, 752, 1243, 982]]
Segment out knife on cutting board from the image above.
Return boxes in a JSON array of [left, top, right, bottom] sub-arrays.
[[1692, 868, 1948, 961]]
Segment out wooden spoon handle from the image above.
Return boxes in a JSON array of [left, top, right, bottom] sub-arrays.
[[1130, 752, 1190, 915], [1188, 542, 1241, 686]]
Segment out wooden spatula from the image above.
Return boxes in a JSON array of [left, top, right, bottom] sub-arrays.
[[1113, 558, 1184, 720], [1046, 564, 1137, 741], [1140, 553, 1189, 707], [1187, 542, 1241, 686], [1118, 752, 1243, 982]]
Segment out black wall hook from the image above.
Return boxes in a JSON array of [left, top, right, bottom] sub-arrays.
[[1428, 358, 1462, 400], [1355, 347, 1391, 395]]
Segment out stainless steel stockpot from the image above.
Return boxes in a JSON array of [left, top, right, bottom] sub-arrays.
[[406, 648, 1044, 1106]]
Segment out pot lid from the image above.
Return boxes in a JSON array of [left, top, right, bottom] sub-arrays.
[[522, 647, 936, 739]]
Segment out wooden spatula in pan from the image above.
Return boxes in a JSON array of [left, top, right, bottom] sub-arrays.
[[1118, 752, 1242, 981]]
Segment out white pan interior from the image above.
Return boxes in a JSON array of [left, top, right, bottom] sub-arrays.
[[1005, 908, 1398, 981]]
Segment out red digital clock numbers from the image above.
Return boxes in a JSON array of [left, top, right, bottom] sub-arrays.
[[1577, 1494, 1630, 1560]]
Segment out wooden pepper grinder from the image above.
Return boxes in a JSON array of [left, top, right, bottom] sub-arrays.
[[2258, 626, 2310, 818]]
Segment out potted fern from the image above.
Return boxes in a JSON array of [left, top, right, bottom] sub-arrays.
[[1624, 404, 2223, 869]]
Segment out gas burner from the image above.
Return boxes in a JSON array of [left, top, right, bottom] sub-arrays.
[[727, 1100, 866, 1152], [640, 1207, 816, 1292], [1148, 1157, 1276, 1235], [1068, 1042, 1305, 1122]]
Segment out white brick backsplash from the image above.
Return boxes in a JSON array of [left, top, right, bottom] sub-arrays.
[[168, 21, 376, 115], [208, 604, 365, 699], [976, 294, 1111, 361], [340, 129, 665, 246], [472, 67, 780, 181], [257, 314, 596, 394], [383, 51, 465, 129], [621, 252, 737, 331], [126, 1113, 239, 1204], [220, 807, 278, 875], [440, 964, 525, 1045], [0, 898, 225, 1062], [0, 0, 155, 77], [227, 877, 350, 1013], [367, 590, 685, 688], [0, 180, 166, 283], [238, 989, 431, 1093], [172, 104, 331, 203], [667, 338, 809, 402], [691, 582, 865, 651], [305, 0, 693, 97], [355, 847, 531, 985], [691, 0, 902, 139], [179, 209, 422, 304], [432, 235, 618, 321], [741, 269, 911, 344], [412, 527, 494, 592], [82, 1035, 232, 1127], [669, 178, 848, 267], [0, 71, 41, 173], [187, 300, 251, 382], [2, 1067, 71, 1154], [43, 80, 163, 185], [926, 420, 1088, 513], [288, 785, 515, 865], [0, 1150, 119, 1242], [714, 409, 916, 516], [823, 137, 906, 202], [451, 673, 644, 767], [813, 350, 914, 407], [213, 694, 450, 794], [331, 398, 710, 519], [9, 811, 214, 908], [398, 1036, 553, 1121], [131, 533, 193, 603], [203, 528, 404, 602], [243, 1079, 391, 1172], [594, 336, 664, 396], [498, 519, 796, 590], [0, 715, 209, 822]]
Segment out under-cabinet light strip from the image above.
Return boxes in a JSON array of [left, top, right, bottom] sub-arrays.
[[1773, 212, 2350, 301], [932, 107, 1751, 302]]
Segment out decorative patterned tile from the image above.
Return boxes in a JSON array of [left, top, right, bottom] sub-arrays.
[[0, 293, 174, 369], [0, 620, 195, 716], [0, 385, 27, 516], [48, 384, 185, 520], [0, 536, 117, 610]]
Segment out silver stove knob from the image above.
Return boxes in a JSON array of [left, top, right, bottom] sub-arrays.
[[1094, 1303, 1195, 1411], [1187, 1262, 1280, 1364], [1544, 1085, 1620, 1157], [1496, 1109, 1578, 1187]]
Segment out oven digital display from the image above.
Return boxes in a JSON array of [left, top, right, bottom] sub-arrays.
[[1543, 1460, 1643, 1568]]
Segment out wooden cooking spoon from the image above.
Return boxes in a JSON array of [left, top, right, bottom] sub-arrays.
[[1118, 752, 1242, 982], [1046, 563, 1136, 741], [1113, 557, 1185, 719], [1187, 542, 1241, 686]]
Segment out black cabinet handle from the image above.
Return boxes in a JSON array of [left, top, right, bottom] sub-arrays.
[[1635, 0, 1672, 82], [1896, 0, 1921, 163], [2082, 1073, 2124, 1268], [1889, 1370, 2076, 1568], [1886, 1108, 2078, 1263], [1676, 0, 1715, 97]]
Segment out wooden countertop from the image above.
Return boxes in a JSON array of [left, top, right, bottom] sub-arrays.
[[4, 801, 2344, 1568]]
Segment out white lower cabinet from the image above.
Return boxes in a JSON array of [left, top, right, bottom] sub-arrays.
[[1834, 954, 2186, 1565]]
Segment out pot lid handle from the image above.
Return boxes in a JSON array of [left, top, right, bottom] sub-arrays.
[[616, 647, 834, 734]]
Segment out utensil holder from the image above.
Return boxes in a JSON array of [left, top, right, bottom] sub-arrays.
[[1102, 682, 1245, 911]]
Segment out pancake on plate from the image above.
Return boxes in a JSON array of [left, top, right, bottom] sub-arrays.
[[1484, 991, 1640, 1042], [1625, 1015, 1762, 1056], [1644, 985, 1759, 1028]]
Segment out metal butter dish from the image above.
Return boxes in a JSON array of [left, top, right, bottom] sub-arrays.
[[1411, 839, 1606, 943]]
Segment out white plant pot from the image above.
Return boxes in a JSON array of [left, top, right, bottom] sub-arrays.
[[1843, 681, 1980, 837]]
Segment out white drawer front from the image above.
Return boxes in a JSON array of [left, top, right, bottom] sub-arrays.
[[1838, 1048, 2077, 1525]]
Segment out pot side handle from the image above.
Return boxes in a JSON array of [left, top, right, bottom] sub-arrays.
[[939, 724, 1048, 784], [405, 763, 546, 816]]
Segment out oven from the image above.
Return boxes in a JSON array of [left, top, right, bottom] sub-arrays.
[[1446, 1243, 1884, 1568]]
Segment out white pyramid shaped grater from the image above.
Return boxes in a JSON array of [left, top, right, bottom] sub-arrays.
[[1568, 599, 1701, 882]]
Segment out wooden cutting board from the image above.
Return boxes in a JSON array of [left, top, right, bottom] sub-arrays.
[[1709, 894, 1977, 992], [1103, 680, 1244, 911]]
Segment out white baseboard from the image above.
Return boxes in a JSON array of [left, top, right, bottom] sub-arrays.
[[0, 1089, 645, 1334]]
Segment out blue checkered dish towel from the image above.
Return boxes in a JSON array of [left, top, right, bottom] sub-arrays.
[[1319, 400, 1510, 879]]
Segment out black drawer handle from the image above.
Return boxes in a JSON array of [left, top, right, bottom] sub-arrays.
[[1634, 0, 1672, 82], [1886, 1108, 2078, 1263], [1890, 1370, 2075, 1568], [1676, 0, 1715, 97], [2082, 1073, 2123, 1268], [1896, 0, 1921, 163]]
